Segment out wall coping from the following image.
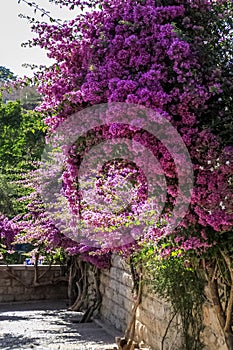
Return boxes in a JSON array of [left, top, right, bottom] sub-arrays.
[[0, 265, 63, 270]]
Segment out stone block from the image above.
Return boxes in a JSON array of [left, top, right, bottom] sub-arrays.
[[121, 272, 134, 288], [111, 255, 130, 272], [0, 286, 10, 295], [0, 270, 10, 279], [109, 266, 118, 280], [136, 322, 163, 350], [136, 307, 171, 338], [104, 286, 116, 301], [141, 295, 169, 321], [0, 278, 11, 287], [103, 290, 125, 313], [123, 296, 133, 313], [0, 266, 69, 303], [46, 285, 67, 300], [14, 293, 29, 302], [22, 293, 33, 301], [108, 311, 126, 332], [100, 273, 110, 286], [108, 278, 119, 293], [11, 278, 24, 287], [109, 316, 120, 331], [101, 294, 131, 330], [118, 283, 132, 300], [101, 295, 113, 310], [11, 286, 25, 295], [54, 272, 61, 278], [100, 305, 111, 321], [0, 294, 15, 302], [112, 302, 128, 321], [21, 270, 34, 281]]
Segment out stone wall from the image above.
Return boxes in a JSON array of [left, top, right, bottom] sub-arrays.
[[99, 255, 227, 350], [0, 265, 68, 303]]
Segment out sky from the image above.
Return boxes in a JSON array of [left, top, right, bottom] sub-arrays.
[[0, 1, 77, 78]]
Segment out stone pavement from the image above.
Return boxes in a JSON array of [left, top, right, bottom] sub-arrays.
[[0, 300, 120, 350]]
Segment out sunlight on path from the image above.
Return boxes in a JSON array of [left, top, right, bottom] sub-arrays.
[[0, 301, 117, 350]]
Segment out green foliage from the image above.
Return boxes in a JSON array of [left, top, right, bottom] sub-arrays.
[[0, 173, 15, 216], [133, 244, 205, 350], [171, 0, 233, 146], [0, 100, 45, 171], [0, 248, 21, 264], [42, 247, 67, 265], [1, 85, 42, 110], [0, 99, 46, 217], [20, 86, 42, 110], [0, 66, 17, 82]]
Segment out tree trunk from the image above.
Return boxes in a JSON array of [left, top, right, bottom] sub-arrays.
[[208, 274, 233, 350], [80, 266, 102, 323], [208, 279, 226, 329], [67, 258, 103, 323], [220, 252, 233, 350], [68, 257, 87, 311], [116, 269, 142, 350], [225, 333, 233, 350]]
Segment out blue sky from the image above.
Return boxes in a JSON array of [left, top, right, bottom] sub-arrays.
[[0, 1, 77, 78]]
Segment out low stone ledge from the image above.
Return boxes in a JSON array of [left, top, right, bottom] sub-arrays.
[[0, 265, 67, 303]]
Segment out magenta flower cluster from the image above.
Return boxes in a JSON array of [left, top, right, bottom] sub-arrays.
[[0, 215, 19, 252], [17, 0, 233, 262]]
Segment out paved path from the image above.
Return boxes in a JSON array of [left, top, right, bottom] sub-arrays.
[[0, 300, 118, 350]]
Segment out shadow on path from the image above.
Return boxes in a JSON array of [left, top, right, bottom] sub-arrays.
[[0, 300, 117, 350]]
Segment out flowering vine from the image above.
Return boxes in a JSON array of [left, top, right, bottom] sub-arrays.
[[22, 0, 232, 254], [10, 0, 233, 347]]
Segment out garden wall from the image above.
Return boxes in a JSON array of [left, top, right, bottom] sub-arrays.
[[0, 265, 67, 303], [99, 255, 227, 350]]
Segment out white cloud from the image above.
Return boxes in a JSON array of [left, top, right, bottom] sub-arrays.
[[0, 0, 78, 77]]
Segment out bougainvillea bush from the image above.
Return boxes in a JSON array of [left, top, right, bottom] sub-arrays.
[[22, 0, 232, 251], [16, 0, 233, 347], [0, 215, 20, 263]]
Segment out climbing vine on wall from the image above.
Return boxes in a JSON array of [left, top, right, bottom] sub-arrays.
[[132, 245, 205, 350]]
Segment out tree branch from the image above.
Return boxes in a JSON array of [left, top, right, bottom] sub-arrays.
[[161, 311, 178, 350], [18, 0, 62, 26], [220, 251, 233, 333]]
